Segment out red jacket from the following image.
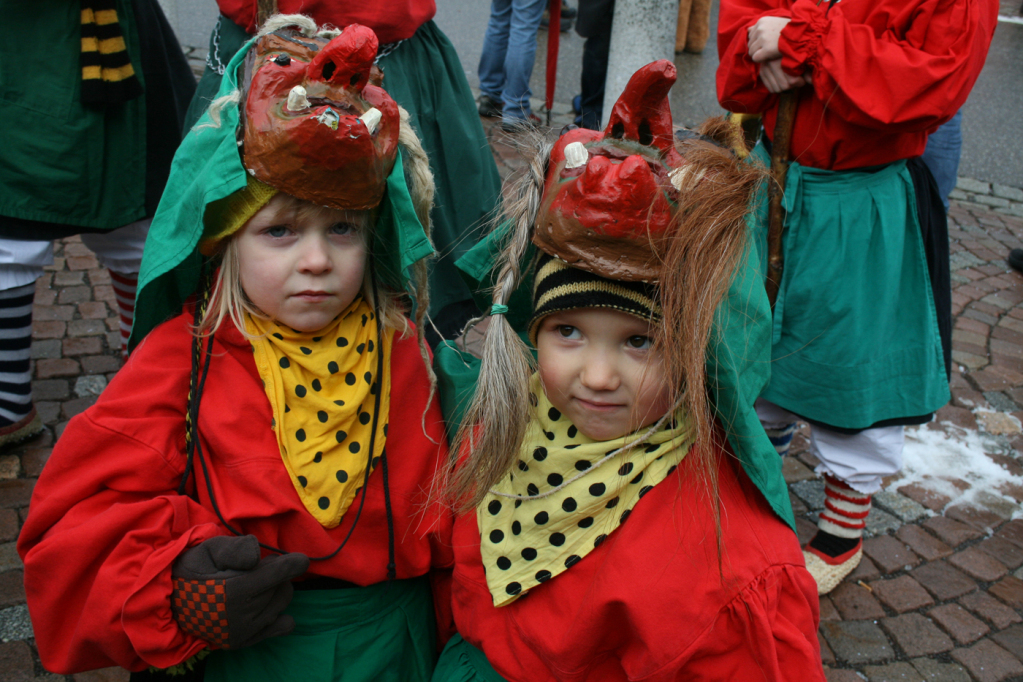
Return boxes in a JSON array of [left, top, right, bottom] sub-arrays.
[[717, 0, 998, 169], [18, 312, 453, 674], [449, 445, 825, 681], [217, 0, 436, 43]]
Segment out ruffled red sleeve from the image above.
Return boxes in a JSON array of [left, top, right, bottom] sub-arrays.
[[715, 0, 793, 116]]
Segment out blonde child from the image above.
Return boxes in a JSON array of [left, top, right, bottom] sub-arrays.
[[431, 61, 824, 681], [19, 16, 451, 682]]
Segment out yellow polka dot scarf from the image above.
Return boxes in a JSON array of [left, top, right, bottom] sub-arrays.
[[478, 375, 693, 607], [246, 297, 392, 528]]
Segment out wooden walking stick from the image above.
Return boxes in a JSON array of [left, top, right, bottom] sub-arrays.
[[256, 0, 278, 28], [764, 89, 799, 310]]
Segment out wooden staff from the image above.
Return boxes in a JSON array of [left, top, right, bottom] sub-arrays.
[[765, 89, 798, 309], [256, 0, 278, 28]]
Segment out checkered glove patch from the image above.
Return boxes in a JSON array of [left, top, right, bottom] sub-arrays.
[[172, 577, 230, 649]]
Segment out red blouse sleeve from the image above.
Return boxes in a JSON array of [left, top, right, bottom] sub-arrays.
[[716, 0, 792, 115], [778, 0, 997, 132]]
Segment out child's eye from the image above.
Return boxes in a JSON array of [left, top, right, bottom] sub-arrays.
[[627, 336, 652, 349], [267, 225, 290, 238], [557, 325, 580, 339], [330, 222, 358, 236]]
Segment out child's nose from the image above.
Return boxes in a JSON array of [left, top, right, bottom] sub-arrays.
[[580, 355, 620, 391], [298, 236, 332, 273]]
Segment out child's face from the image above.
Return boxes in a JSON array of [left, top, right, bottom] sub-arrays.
[[236, 194, 369, 332], [536, 308, 673, 441]]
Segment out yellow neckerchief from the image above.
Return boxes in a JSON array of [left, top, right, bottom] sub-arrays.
[[246, 297, 392, 528], [478, 375, 692, 607]]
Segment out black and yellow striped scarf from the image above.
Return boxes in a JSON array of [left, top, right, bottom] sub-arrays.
[[80, 0, 143, 106]]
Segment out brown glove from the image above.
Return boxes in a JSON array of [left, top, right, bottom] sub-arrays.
[[170, 535, 309, 650]]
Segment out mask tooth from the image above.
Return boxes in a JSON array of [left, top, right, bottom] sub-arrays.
[[359, 107, 382, 134], [287, 85, 310, 112], [564, 142, 589, 170]]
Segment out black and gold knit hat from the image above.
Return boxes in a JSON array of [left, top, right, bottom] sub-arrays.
[[528, 253, 661, 344]]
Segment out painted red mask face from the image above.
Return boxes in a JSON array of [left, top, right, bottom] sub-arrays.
[[534, 60, 685, 283], [243, 25, 400, 210]]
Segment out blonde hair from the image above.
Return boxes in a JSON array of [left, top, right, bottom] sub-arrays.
[[445, 117, 765, 513]]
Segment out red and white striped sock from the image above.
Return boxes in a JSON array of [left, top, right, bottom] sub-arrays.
[[108, 270, 137, 356], [819, 474, 871, 540]]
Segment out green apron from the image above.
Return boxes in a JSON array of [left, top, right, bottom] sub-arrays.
[[431, 635, 507, 682], [750, 144, 949, 429], [204, 578, 436, 682]]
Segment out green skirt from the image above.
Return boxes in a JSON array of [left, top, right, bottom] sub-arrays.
[[431, 635, 508, 682], [184, 18, 502, 318], [203, 578, 437, 682], [751, 144, 949, 429]]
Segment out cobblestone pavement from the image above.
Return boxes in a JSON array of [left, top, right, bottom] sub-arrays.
[[5, 96, 1023, 681]]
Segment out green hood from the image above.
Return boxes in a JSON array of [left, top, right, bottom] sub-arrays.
[[130, 36, 434, 350]]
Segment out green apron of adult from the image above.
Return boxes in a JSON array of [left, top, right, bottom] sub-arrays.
[[750, 144, 949, 430]]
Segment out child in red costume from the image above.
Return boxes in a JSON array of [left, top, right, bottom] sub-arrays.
[[429, 62, 825, 681], [19, 17, 451, 682]]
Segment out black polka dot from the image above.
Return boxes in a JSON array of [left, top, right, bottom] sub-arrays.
[[526, 483, 539, 496], [548, 407, 561, 421], [284, 404, 291, 413], [317, 410, 328, 423], [295, 429, 306, 442], [336, 430, 347, 443], [359, 411, 371, 425], [575, 460, 591, 472], [517, 460, 529, 472], [349, 441, 360, 453], [328, 361, 339, 374], [273, 333, 284, 340], [312, 336, 322, 342], [645, 443, 661, 453], [547, 473, 563, 487], [361, 313, 368, 326], [312, 379, 322, 391], [488, 500, 502, 515], [605, 497, 619, 508], [534, 511, 549, 525], [270, 417, 275, 428], [370, 382, 379, 395], [334, 400, 345, 407], [383, 424, 388, 435], [550, 533, 566, 547], [564, 555, 581, 568], [364, 372, 372, 384], [589, 482, 606, 496], [337, 337, 349, 347], [506, 582, 521, 596], [521, 548, 537, 561], [535, 570, 552, 583], [544, 431, 555, 441], [512, 520, 522, 535], [318, 496, 329, 510], [489, 529, 504, 544], [497, 556, 511, 570], [367, 340, 374, 352], [296, 385, 307, 398], [667, 464, 678, 475], [578, 516, 594, 528], [594, 534, 607, 547], [357, 343, 366, 354], [336, 470, 348, 482], [314, 451, 323, 462], [279, 357, 290, 369], [297, 475, 307, 487], [345, 373, 356, 385], [630, 472, 644, 484], [300, 346, 311, 355], [372, 456, 380, 468], [639, 485, 654, 498], [529, 393, 538, 407], [514, 500, 522, 508], [567, 425, 578, 438], [564, 444, 580, 450], [533, 447, 548, 462], [562, 497, 577, 512], [620, 510, 632, 524], [618, 462, 634, 476]]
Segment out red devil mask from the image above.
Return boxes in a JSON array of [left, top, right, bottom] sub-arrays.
[[242, 23, 400, 210], [534, 60, 685, 283]]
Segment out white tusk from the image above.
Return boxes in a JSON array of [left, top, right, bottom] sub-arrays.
[[564, 142, 588, 169], [287, 85, 310, 111], [360, 107, 382, 134], [669, 166, 705, 191]]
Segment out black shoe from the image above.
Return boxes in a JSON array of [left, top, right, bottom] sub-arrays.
[[1009, 249, 1023, 273], [477, 94, 502, 118], [539, 10, 573, 32], [561, 1, 578, 19], [501, 113, 543, 133]]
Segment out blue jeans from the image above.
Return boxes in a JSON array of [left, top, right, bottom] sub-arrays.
[[920, 110, 962, 210], [477, 0, 547, 120]]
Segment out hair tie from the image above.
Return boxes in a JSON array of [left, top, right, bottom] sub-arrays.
[[489, 304, 509, 316]]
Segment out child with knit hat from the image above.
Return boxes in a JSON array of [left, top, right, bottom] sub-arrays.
[[430, 61, 824, 681], [19, 16, 452, 682]]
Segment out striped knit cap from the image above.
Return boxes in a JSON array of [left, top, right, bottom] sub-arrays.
[[528, 253, 661, 345]]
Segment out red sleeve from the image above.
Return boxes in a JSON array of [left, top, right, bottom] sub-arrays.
[[778, 0, 996, 132], [715, 0, 791, 115], [17, 318, 228, 674]]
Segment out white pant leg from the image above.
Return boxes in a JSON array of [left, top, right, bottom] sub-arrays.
[[0, 240, 53, 291], [811, 424, 904, 495], [80, 218, 150, 275]]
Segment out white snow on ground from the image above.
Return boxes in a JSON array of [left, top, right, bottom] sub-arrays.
[[892, 410, 1023, 519]]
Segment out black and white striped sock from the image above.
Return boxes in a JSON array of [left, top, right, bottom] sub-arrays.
[[0, 284, 35, 427]]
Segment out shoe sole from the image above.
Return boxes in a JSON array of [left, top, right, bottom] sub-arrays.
[[0, 409, 44, 451], [802, 547, 863, 595]]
